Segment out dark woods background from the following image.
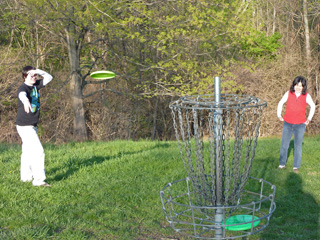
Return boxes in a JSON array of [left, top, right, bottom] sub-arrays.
[[0, 0, 319, 143]]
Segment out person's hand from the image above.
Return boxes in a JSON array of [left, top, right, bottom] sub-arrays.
[[25, 70, 37, 85], [305, 120, 310, 126], [278, 117, 284, 121], [27, 69, 37, 77], [23, 100, 32, 113]]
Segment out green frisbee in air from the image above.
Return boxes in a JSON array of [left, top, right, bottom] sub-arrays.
[[90, 70, 116, 80], [225, 215, 260, 231]]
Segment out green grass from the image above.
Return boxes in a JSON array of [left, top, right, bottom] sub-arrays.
[[0, 136, 319, 239]]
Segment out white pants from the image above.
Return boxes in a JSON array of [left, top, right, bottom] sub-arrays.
[[16, 125, 46, 186]]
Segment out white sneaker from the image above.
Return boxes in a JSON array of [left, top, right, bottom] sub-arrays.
[[278, 165, 286, 169], [33, 182, 51, 187]]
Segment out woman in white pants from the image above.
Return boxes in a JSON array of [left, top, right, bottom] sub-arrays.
[[16, 66, 53, 186]]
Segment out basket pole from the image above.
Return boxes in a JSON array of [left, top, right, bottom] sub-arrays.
[[214, 76, 224, 239]]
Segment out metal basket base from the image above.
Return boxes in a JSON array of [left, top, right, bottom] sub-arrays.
[[160, 176, 276, 239]]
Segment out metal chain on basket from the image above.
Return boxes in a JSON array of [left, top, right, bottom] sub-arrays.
[[193, 107, 207, 204]]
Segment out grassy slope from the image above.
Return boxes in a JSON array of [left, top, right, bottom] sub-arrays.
[[0, 136, 319, 239]]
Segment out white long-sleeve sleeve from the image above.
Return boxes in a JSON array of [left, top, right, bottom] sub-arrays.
[[35, 69, 53, 86], [306, 94, 316, 121], [18, 91, 29, 103], [277, 91, 289, 118]]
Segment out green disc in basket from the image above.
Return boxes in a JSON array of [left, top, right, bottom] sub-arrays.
[[225, 215, 260, 231], [90, 70, 115, 79]]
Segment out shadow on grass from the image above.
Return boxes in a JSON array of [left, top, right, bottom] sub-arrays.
[[287, 139, 294, 158], [261, 172, 319, 239], [46, 142, 170, 182], [251, 155, 277, 185]]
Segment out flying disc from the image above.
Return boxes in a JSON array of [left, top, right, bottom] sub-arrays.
[[90, 70, 115, 80], [225, 215, 260, 231]]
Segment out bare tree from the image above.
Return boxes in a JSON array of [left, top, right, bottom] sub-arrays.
[[303, 0, 312, 78]]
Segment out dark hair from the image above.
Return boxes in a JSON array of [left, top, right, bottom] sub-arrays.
[[290, 76, 307, 95], [22, 66, 36, 80]]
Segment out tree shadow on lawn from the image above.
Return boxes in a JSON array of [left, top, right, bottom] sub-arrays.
[[261, 172, 319, 239], [287, 139, 294, 158], [251, 155, 277, 186], [46, 142, 171, 182]]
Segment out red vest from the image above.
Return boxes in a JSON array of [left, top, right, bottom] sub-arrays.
[[283, 91, 307, 124]]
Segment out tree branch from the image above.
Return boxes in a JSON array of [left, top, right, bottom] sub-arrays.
[[87, 0, 123, 25]]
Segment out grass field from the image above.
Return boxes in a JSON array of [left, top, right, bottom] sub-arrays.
[[0, 136, 319, 239]]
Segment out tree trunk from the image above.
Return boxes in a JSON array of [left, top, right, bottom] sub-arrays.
[[303, 0, 312, 79], [66, 29, 88, 141], [151, 97, 159, 140], [272, 5, 276, 35], [317, 17, 320, 103]]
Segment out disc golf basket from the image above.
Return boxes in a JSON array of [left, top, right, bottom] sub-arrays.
[[160, 77, 276, 239]]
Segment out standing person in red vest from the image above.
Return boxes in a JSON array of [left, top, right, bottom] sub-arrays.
[[277, 76, 315, 173]]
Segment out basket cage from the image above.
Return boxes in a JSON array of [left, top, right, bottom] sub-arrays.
[[160, 93, 276, 239], [160, 177, 276, 239], [169, 94, 267, 207]]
